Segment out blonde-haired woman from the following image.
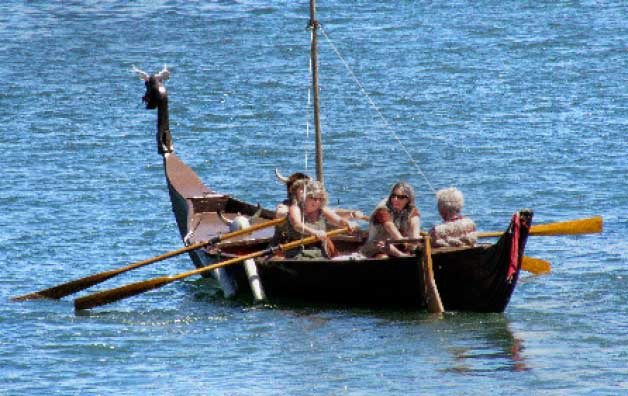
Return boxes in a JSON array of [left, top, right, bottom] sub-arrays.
[[277, 180, 357, 258], [430, 187, 477, 248]]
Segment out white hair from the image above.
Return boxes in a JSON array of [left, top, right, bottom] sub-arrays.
[[436, 187, 464, 213]]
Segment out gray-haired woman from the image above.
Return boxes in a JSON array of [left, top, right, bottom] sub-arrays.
[[429, 187, 477, 248], [360, 182, 421, 257]]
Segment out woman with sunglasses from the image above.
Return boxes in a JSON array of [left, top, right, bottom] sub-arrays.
[[276, 180, 357, 259], [359, 182, 421, 258]]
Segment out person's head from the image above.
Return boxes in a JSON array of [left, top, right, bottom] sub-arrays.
[[436, 187, 464, 219], [289, 179, 309, 203], [275, 169, 311, 196], [302, 180, 328, 211], [387, 182, 416, 212]]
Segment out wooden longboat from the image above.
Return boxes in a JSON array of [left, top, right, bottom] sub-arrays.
[[138, 0, 533, 313], [159, 149, 531, 313]]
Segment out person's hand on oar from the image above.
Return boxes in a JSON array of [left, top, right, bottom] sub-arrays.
[[74, 227, 350, 311], [12, 217, 286, 302]]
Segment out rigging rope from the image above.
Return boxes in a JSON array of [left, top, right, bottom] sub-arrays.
[[304, 48, 311, 175], [319, 26, 436, 195]]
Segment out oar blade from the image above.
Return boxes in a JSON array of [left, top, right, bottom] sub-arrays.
[[478, 216, 603, 239], [13, 218, 285, 302], [74, 276, 174, 310], [74, 227, 350, 311], [521, 256, 551, 275], [530, 216, 603, 236], [11, 270, 122, 302]]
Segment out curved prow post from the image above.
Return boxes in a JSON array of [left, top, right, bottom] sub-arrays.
[[133, 65, 174, 155]]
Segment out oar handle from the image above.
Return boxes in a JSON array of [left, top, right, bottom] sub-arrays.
[[276, 227, 349, 252], [477, 231, 504, 238], [74, 227, 349, 310], [210, 217, 286, 244], [162, 227, 350, 281]]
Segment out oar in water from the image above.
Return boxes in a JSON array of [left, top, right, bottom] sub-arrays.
[[421, 236, 444, 313], [478, 216, 602, 238], [521, 257, 551, 275], [12, 217, 286, 301], [74, 227, 349, 310]]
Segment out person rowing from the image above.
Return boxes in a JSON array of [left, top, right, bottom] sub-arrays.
[[273, 180, 358, 259], [274, 169, 311, 218]]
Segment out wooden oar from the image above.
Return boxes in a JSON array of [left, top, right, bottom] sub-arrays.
[[421, 236, 444, 313], [422, 250, 547, 276], [74, 227, 349, 310], [521, 257, 551, 275], [12, 217, 286, 302], [478, 216, 602, 238]]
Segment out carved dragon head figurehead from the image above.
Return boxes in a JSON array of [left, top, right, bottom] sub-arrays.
[[132, 65, 173, 155], [133, 65, 170, 109]]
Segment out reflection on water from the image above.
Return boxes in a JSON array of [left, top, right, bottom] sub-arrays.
[[185, 279, 530, 375], [440, 313, 528, 374], [358, 309, 528, 374]]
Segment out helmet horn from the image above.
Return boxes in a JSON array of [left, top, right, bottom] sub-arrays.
[[251, 205, 263, 221], [275, 168, 289, 184], [217, 210, 233, 226]]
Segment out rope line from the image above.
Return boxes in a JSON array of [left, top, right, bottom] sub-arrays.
[[300, 29, 316, 240], [319, 26, 436, 194]]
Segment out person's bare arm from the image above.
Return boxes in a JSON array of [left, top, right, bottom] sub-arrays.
[[289, 205, 326, 239], [322, 207, 358, 232]]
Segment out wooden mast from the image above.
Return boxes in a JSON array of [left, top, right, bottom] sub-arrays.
[[309, 0, 324, 185]]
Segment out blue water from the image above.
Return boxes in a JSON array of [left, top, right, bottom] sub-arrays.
[[1, 1, 626, 394]]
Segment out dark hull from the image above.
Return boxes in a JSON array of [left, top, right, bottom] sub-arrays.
[[256, 254, 426, 309], [162, 152, 532, 312]]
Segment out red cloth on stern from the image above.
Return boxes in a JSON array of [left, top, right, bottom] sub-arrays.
[[507, 213, 520, 282]]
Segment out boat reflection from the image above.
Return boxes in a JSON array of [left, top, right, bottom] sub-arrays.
[[440, 313, 528, 373], [364, 309, 528, 373], [185, 279, 528, 373]]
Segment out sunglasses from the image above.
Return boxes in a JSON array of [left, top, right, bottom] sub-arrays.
[[390, 194, 409, 200], [309, 196, 325, 202]]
